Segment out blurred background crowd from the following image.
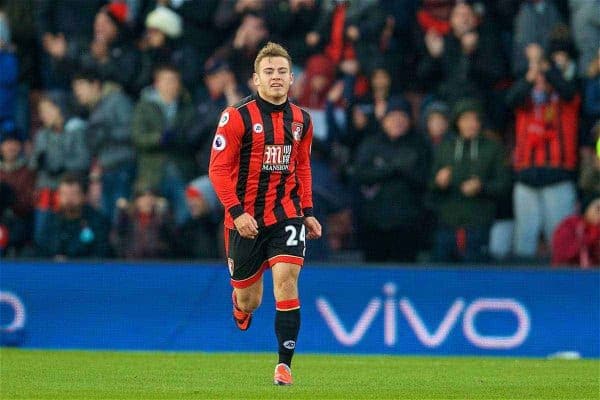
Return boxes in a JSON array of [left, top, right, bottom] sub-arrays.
[[0, 0, 598, 267]]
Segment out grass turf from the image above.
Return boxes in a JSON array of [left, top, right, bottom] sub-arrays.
[[0, 349, 598, 399]]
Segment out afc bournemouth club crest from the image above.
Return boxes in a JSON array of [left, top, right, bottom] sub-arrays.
[[227, 258, 235, 276], [292, 122, 303, 141]]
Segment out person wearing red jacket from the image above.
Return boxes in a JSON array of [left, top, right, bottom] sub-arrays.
[[208, 42, 321, 386], [506, 48, 581, 259], [552, 197, 600, 268]]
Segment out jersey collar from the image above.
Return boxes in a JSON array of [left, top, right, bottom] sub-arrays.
[[255, 93, 289, 113]]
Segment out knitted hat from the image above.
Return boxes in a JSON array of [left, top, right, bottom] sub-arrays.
[[0, 120, 23, 144], [423, 100, 450, 120], [145, 6, 182, 39], [452, 98, 483, 127], [204, 57, 230, 75], [186, 176, 219, 213], [103, 2, 129, 28], [385, 96, 413, 118]]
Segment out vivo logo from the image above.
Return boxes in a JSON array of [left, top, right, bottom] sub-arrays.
[[0, 291, 26, 332], [316, 283, 530, 350]]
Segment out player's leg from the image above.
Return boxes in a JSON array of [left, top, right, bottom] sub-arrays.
[[233, 278, 263, 314], [231, 278, 263, 331], [265, 218, 306, 385], [227, 227, 268, 330], [271, 262, 301, 385]]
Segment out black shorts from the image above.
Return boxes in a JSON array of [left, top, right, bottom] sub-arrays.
[[225, 218, 305, 288]]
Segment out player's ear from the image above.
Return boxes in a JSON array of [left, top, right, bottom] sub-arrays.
[[290, 72, 294, 85], [252, 72, 260, 88]]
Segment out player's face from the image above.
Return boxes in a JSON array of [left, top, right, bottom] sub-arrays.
[[254, 56, 293, 104]]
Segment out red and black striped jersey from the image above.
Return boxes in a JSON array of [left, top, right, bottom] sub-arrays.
[[208, 94, 314, 229]]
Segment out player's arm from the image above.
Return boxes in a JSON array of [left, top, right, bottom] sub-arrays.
[[208, 108, 258, 238], [296, 117, 321, 239]]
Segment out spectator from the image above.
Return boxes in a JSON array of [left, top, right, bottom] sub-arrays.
[[112, 186, 174, 259], [579, 123, 600, 199], [38, 0, 105, 89], [512, 0, 563, 76], [353, 96, 431, 262], [310, 150, 353, 262], [214, 0, 265, 36], [0, 123, 34, 219], [370, 0, 419, 91], [48, 3, 140, 95], [569, 0, 600, 78], [0, 125, 34, 255], [36, 173, 111, 259], [135, 6, 201, 95], [329, 65, 392, 133], [29, 92, 90, 243], [72, 69, 136, 223], [140, 0, 221, 64], [417, 1, 506, 110], [298, 54, 336, 109], [214, 13, 269, 86], [583, 50, 600, 141], [0, 11, 17, 128], [413, 0, 454, 89], [429, 99, 510, 263], [478, 0, 521, 62], [552, 196, 600, 267], [38, 0, 104, 49], [193, 58, 245, 174], [305, 0, 375, 66], [506, 47, 581, 259], [419, 99, 450, 147], [1, 0, 39, 134], [267, 0, 321, 68], [132, 64, 198, 226], [175, 176, 221, 259], [547, 25, 579, 84], [365, 66, 394, 122], [415, 0, 454, 43], [419, 100, 451, 253], [325, 80, 379, 168]]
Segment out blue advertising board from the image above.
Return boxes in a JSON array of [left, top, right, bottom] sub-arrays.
[[0, 261, 598, 357]]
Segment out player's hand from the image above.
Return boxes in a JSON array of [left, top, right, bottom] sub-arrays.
[[234, 213, 259, 239], [304, 216, 322, 240]]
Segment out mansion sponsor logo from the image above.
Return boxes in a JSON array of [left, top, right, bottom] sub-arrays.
[[263, 145, 292, 171]]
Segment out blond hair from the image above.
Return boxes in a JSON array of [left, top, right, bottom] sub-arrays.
[[254, 42, 292, 73]]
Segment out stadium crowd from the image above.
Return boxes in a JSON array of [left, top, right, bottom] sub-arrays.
[[0, 0, 598, 266]]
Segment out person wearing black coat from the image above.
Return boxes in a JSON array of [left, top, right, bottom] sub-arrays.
[[36, 174, 111, 259], [352, 96, 432, 262], [417, 2, 506, 107]]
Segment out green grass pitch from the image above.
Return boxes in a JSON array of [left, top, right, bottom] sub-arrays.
[[1, 349, 598, 399]]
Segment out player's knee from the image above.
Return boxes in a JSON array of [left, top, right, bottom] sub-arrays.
[[236, 292, 262, 313], [274, 277, 298, 299]]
